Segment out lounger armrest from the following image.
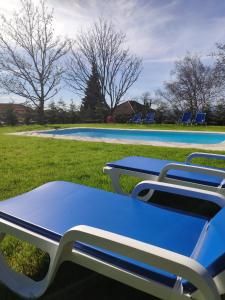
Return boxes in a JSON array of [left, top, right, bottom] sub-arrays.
[[131, 180, 225, 207], [159, 163, 225, 181], [186, 152, 225, 164], [158, 162, 225, 189], [60, 225, 220, 300]]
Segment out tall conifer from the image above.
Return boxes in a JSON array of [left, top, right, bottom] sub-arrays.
[[80, 63, 108, 121]]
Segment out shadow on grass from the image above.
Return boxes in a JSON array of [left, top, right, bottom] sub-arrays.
[[0, 261, 159, 300]]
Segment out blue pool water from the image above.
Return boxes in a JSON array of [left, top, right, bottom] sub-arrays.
[[41, 128, 225, 144]]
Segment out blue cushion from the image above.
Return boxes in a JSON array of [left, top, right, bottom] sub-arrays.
[[196, 207, 225, 277], [107, 156, 225, 187], [0, 181, 207, 289]]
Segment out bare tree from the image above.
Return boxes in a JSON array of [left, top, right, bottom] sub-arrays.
[[158, 54, 219, 115], [0, 0, 69, 123], [65, 19, 142, 113], [139, 92, 156, 110], [214, 43, 225, 95]]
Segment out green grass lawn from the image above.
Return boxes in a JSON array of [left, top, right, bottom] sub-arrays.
[[4, 122, 225, 132], [1, 123, 225, 299]]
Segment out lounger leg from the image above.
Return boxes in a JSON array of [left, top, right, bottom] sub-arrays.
[[0, 219, 61, 299], [103, 167, 125, 195], [0, 251, 49, 298]]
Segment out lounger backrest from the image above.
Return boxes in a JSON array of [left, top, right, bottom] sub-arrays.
[[132, 113, 137, 121], [182, 112, 191, 122], [147, 112, 155, 121], [133, 112, 142, 121], [197, 207, 225, 276], [195, 112, 206, 123]]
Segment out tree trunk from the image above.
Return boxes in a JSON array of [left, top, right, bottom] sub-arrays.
[[110, 106, 115, 115], [38, 101, 45, 124]]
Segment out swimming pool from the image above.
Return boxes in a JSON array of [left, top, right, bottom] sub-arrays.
[[40, 128, 225, 145]]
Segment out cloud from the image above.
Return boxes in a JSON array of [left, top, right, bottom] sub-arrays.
[[1, 0, 225, 103], [49, 0, 179, 59], [48, 0, 225, 61], [2, 0, 225, 61]]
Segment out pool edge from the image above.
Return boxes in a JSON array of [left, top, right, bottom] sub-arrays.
[[8, 127, 225, 151]]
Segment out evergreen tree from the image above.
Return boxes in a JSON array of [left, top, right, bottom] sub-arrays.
[[47, 101, 58, 124], [80, 63, 108, 121], [3, 106, 18, 126], [57, 99, 67, 123], [68, 100, 79, 123]]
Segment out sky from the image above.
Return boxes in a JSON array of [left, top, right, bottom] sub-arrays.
[[0, 0, 225, 105]]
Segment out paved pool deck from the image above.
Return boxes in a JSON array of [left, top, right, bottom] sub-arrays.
[[9, 127, 225, 151]]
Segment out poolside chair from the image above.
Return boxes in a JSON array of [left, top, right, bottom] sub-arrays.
[[104, 152, 225, 197], [143, 111, 155, 124], [1, 180, 225, 300], [129, 112, 142, 124], [180, 112, 192, 125], [194, 112, 206, 125]]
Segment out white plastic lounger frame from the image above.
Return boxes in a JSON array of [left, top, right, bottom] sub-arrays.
[[186, 152, 225, 164], [103, 152, 225, 196], [0, 181, 225, 299], [131, 180, 225, 208]]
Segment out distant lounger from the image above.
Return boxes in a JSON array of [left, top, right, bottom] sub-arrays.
[[104, 152, 225, 197], [1, 180, 225, 299], [194, 112, 206, 125], [180, 112, 192, 125], [129, 112, 142, 124], [143, 111, 155, 124]]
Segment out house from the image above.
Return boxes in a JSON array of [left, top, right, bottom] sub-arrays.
[[0, 103, 29, 122], [113, 100, 154, 122]]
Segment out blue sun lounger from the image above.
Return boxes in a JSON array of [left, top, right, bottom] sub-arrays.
[[180, 112, 192, 125], [0, 180, 225, 299], [143, 111, 155, 124], [129, 112, 142, 124], [104, 152, 225, 196], [194, 112, 206, 125]]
